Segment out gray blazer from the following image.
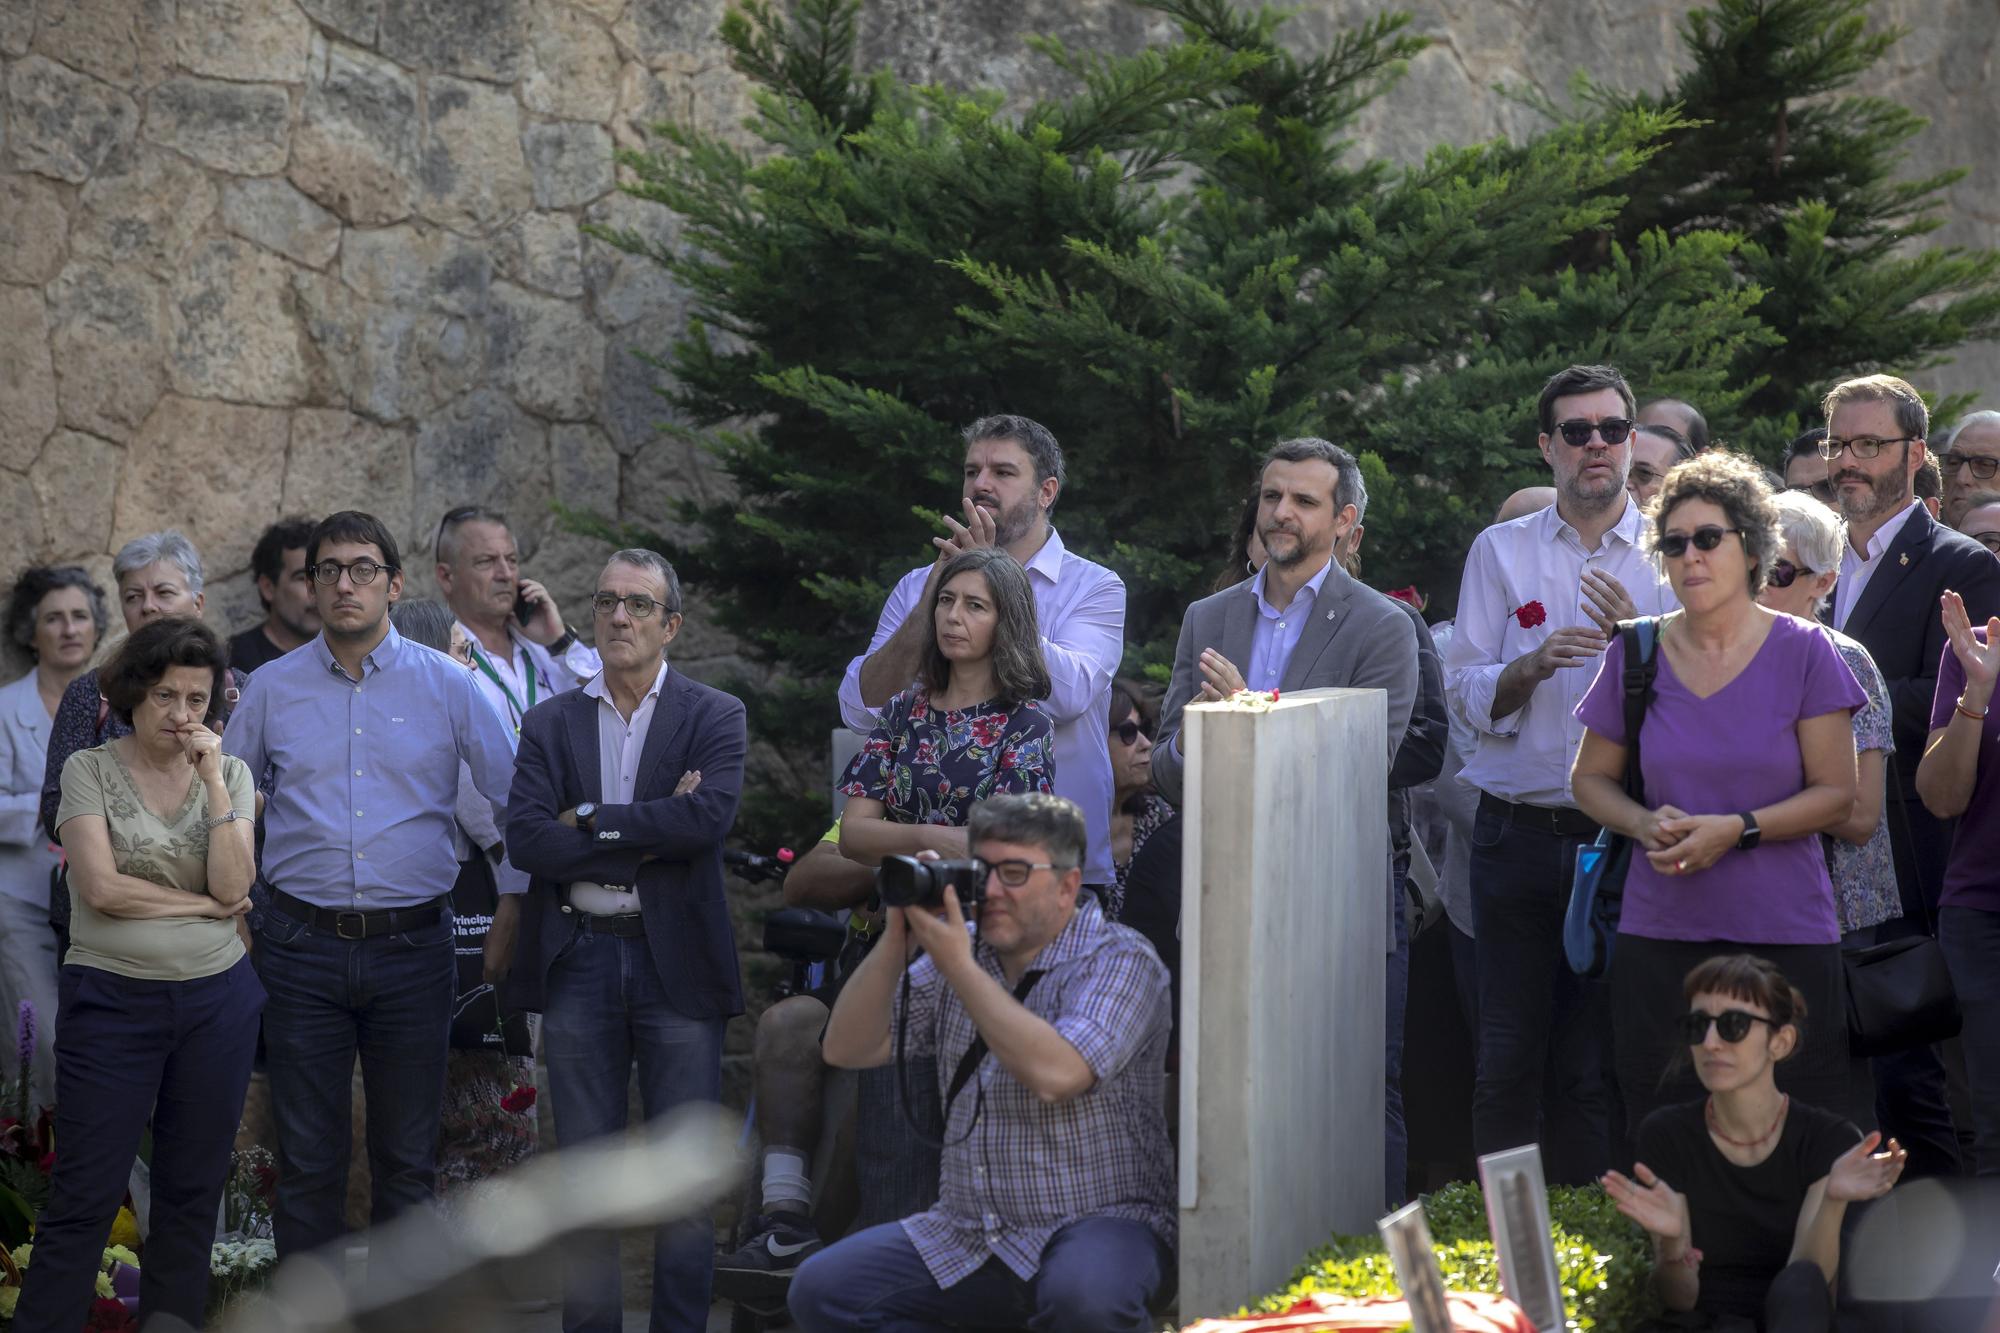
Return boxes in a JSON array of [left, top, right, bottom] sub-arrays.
[[1151, 563, 1421, 806]]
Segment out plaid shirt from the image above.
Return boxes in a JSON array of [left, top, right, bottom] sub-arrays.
[[894, 895, 1175, 1287]]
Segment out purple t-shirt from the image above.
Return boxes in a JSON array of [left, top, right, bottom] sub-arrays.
[[1931, 629, 2000, 912], [1576, 613, 1864, 945]]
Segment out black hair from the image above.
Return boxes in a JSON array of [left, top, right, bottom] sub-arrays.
[[1537, 364, 1636, 435], [307, 510, 402, 572], [250, 515, 319, 610], [6, 566, 109, 658]]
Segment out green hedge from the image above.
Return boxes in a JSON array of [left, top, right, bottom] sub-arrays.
[[1251, 1183, 1659, 1332]]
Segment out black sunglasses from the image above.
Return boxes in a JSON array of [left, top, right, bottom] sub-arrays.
[[1788, 480, 1836, 504], [1677, 1008, 1777, 1045], [1768, 559, 1811, 589], [1658, 525, 1743, 559], [1554, 417, 1634, 448], [1112, 720, 1146, 746]]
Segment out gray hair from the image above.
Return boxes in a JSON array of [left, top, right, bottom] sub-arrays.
[[606, 548, 682, 613], [969, 792, 1088, 874], [388, 598, 456, 655], [1771, 490, 1845, 577], [1262, 437, 1368, 520], [433, 504, 510, 565], [113, 530, 204, 596], [1948, 409, 2000, 442]]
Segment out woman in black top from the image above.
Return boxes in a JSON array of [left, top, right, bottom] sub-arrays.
[[1601, 954, 1906, 1331]]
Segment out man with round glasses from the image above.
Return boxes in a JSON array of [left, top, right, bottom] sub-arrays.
[[1940, 410, 2000, 530], [1818, 373, 2000, 1180], [1442, 362, 1677, 1186]]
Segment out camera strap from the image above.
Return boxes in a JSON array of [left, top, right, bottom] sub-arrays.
[[944, 968, 1045, 1112]]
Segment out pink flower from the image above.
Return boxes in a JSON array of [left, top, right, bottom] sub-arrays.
[[1512, 599, 1547, 629], [1386, 586, 1426, 611]]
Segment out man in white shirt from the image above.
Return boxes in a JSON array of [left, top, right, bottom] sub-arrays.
[[1443, 364, 1676, 1182], [839, 416, 1125, 892]]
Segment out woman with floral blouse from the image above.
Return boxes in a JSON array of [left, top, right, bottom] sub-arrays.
[[840, 546, 1055, 867]]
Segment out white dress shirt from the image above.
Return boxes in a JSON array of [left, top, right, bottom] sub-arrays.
[[458, 622, 601, 735], [0, 672, 58, 907], [1833, 500, 1922, 631], [1443, 498, 1677, 807], [567, 662, 667, 915], [838, 529, 1126, 885]]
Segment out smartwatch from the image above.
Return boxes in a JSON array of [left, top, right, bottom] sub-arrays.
[[1734, 810, 1761, 851], [574, 802, 597, 835]]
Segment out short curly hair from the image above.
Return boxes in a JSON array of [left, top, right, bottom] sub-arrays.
[[99, 618, 230, 729], [6, 566, 108, 659], [1645, 450, 1784, 596]]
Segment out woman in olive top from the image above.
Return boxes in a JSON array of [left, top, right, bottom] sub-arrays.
[[14, 619, 260, 1333]]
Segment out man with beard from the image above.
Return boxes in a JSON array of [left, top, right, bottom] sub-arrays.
[[1821, 374, 2000, 1178], [231, 516, 320, 673], [841, 415, 1125, 895], [1442, 364, 1676, 1183]]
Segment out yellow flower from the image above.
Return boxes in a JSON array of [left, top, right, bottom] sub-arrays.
[[0, 1285, 18, 1318], [9, 1242, 30, 1269], [109, 1208, 141, 1249], [105, 1244, 140, 1268], [95, 1270, 113, 1298]]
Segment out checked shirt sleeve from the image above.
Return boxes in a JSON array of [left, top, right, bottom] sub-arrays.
[[1047, 940, 1170, 1084]]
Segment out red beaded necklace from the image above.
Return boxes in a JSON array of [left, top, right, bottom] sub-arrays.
[[1706, 1093, 1788, 1148]]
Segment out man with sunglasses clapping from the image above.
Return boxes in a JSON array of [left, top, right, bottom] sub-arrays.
[[1442, 363, 1677, 1185]]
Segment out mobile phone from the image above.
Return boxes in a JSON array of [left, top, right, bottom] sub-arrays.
[[513, 589, 535, 624]]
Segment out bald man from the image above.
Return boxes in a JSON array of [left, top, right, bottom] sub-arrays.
[[1496, 486, 1556, 523], [1637, 398, 1707, 453]]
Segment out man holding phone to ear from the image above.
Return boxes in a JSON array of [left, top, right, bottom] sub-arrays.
[[435, 505, 601, 737]]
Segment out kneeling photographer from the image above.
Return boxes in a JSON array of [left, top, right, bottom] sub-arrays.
[[789, 793, 1175, 1333]]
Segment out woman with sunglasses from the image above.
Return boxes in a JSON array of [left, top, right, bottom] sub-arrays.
[[1603, 954, 1906, 1330], [1756, 493, 1901, 945], [1105, 680, 1168, 921], [1573, 452, 1868, 1135]]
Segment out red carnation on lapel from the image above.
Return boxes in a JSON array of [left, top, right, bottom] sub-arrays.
[[1512, 600, 1547, 629]]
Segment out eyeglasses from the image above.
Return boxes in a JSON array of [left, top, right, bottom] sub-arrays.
[[1658, 526, 1743, 559], [1941, 451, 2000, 481], [980, 858, 1070, 887], [1789, 480, 1836, 504], [591, 592, 679, 619], [1676, 1008, 1777, 1045], [1819, 435, 1916, 461], [1112, 720, 1147, 746], [1971, 530, 2000, 555], [1627, 465, 1663, 490], [310, 559, 397, 586], [1767, 559, 1815, 589], [1554, 417, 1634, 448]]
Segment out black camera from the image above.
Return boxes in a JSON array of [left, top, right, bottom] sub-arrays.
[[876, 855, 985, 911]]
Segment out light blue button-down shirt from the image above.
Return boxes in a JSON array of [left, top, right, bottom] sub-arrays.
[[1244, 557, 1334, 692], [224, 624, 517, 910]]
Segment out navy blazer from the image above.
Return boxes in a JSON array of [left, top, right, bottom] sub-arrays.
[[1835, 503, 2000, 796], [503, 668, 749, 1020]]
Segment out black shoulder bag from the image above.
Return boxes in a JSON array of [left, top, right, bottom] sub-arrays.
[[1563, 617, 1660, 978], [1841, 755, 1962, 1056]]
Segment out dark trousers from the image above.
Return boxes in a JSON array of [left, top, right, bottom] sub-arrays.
[[855, 1061, 943, 1230], [1468, 804, 1615, 1184], [543, 923, 725, 1333], [1385, 877, 1410, 1207], [254, 902, 456, 1259], [13, 959, 262, 1332], [789, 1217, 1170, 1333], [1875, 795, 1964, 1179], [1940, 906, 2000, 1176]]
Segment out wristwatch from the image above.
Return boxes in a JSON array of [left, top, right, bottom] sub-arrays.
[[205, 810, 241, 832], [574, 802, 597, 835], [550, 625, 580, 654], [1734, 810, 1761, 851]]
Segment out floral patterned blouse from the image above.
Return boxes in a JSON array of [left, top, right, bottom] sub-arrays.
[[1826, 631, 1901, 934], [1107, 792, 1174, 922], [841, 686, 1054, 826]]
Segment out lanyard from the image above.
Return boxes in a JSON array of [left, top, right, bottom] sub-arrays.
[[470, 644, 537, 728]]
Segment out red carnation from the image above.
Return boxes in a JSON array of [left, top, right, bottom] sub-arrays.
[[1512, 599, 1547, 629], [500, 1085, 538, 1115], [86, 1299, 136, 1332], [1386, 586, 1427, 611]]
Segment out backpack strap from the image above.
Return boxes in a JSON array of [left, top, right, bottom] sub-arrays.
[[1618, 617, 1661, 804]]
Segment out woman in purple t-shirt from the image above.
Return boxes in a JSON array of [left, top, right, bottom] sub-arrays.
[[1916, 592, 2000, 1174], [1573, 452, 1867, 1136]]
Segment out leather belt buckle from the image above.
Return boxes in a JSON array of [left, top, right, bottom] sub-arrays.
[[335, 910, 369, 940]]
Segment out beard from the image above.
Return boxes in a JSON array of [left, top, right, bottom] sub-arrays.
[[1259, 521, 1313, 568], [1835, 458, 1911, 524], [986, 496, 1041, 548], [1559, 455, 1628, 515]]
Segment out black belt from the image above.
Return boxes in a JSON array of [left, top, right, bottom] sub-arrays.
[[269, 887, 444, 941], [574, 913, 645, 938], [1478, 792, 1600, 838]]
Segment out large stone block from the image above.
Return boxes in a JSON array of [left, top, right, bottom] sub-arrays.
[[0, 470, 47, 579], [283, 408, 416, 535], [348, 304, 486, 423], [72, 147, 219, 278], [378, 0, 526, 83], [222, 178, 344, 269], [495, 211, 585, 298], [115, 396, 288, 574], [340, 222, 493, 315], [0, 5, 35, 58], [596, 333, 683, 457], [144, 76, 294, 176], [291, 43, 421, 226], [489, 282, 605, 420], [176, 0, 313, 84], [522, 118, 615, 210], [420, 76, 534, 234], [7, 55, 140, 184], [46, 261, 168, 440], [31, 430, 122, 560], [615, 0, 729, 68], [1178, 688, 1387, 1319], [297, 0, 380, 47], [584, 194, 688, 330], [0, 174, 70, 285], [551, 422, 620, 522], [412, 390, 552, 544], [0, 287, 58, 472], [32, 0, 141, 84], [523, 5, 621, 123], [168, 237, 313, 407]]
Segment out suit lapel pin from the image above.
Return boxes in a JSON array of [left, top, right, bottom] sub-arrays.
[[1325, 609, 1337, 621], [1899, 553, 1910, 566]]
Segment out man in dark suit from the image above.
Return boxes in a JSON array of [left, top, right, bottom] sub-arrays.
[[1824, 373, 2000, 1178], [506, 548, 748, 1333]]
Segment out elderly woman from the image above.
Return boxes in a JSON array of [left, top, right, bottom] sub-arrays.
[[1106, 679, 1169, 922], [0, 566, 106, 1110], [1917, 593, 2000, 1174], [15, 619, 259, 1332], [1571, 452, 1867, 1135], [1756, 493, 1902, 943]]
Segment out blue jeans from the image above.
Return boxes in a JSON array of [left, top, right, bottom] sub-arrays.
[[1467, 804, 1614, 1184], [13, 959, 262, 1332], [543, 923, 725, 1333], [255, 902, 456, 1258], [789, 1218, 1170, 1333], [1940, 906, 2000, 1176]]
